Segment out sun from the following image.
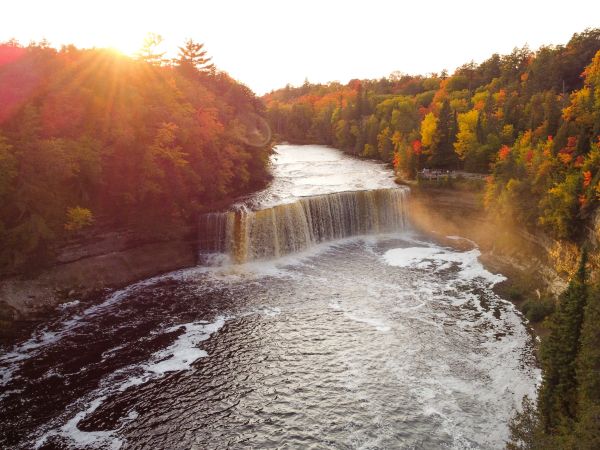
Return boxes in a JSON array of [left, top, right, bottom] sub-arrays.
[[103, 31, 148, 57]]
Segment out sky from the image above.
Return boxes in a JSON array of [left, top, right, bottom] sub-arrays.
[[1, 0, 599, 95]]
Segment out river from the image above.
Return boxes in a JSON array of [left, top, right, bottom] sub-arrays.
[[0, 145, 539, 449]]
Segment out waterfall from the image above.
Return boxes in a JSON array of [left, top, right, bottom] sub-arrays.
[[198, 188, 408, 264]]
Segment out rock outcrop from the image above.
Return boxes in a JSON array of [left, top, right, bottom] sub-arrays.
[[407, 187, 600, 296]]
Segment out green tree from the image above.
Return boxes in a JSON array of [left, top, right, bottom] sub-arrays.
[[573, 282, 600, 448], [538, 250, 588, 434]]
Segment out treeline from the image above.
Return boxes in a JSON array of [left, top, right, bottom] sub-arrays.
[[264, 29, 600, 240], [0, 39, 272, 273], [508, 253, 600, 449]]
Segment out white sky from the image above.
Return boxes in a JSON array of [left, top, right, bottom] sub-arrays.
[[1, 0, 599, 94]]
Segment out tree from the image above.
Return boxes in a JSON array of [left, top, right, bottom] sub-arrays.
[[507, 396, 547, 450], [64, 206, 93, 232], [0, 40, 273, 273], [176, 38, 215, 74], [136, 33, 166, 66], [454, 110, 479, 161], [428, 99, 459, 169], [538, 250, 588, 434], [573, 281, 600, 447], [420, 112, 438, 148]]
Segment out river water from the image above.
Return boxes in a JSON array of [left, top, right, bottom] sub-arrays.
[[0, 145, 538, 449]]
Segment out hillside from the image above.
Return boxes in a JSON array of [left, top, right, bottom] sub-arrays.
[[0, 41, 272, 275]]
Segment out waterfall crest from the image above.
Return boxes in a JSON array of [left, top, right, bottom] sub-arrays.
[[198, 188, 408, 264]]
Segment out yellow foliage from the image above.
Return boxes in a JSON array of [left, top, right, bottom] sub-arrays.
[[454, 110, 479, 159], [420, 112, 437, 148], [64, 207, 94, 232]]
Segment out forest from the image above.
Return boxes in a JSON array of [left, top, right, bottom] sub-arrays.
[[0, 37, 272, 274], [264, 29, 600, 448], [507, 251, 600, 448], [264, 29, 600, 241]]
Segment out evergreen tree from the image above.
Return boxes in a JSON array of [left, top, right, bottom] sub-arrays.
[[507, 396, 547, 450], [176, 38, 214, 74], [136, 33, 166, 66], [538, 250, 588, 433], [574, 281, 600, 448]]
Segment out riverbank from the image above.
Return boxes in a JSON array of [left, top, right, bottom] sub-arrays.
[[0, 227, 197, 339], [406, 183, 600, 336]]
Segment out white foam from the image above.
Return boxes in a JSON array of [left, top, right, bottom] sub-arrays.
[[36, 396, 123, 449], [328, 301, 342, 310], [345, 312, 390, 332], [383, 247, 441, 267], [145, 319, 224, 375], [383, 245, 505, 286], [58, 300, 81, 310], [34, 317, 227, 449], [1, 270, 192, 388]]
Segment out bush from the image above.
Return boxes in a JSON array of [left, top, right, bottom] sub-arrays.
[[521, 297, 555, 323]]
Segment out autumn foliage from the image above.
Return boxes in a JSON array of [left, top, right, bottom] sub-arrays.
[[264, 28, 600, 239], [0, 40, 272, 272]]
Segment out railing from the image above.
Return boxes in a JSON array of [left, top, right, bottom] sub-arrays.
[[417, 169, 487, 181]]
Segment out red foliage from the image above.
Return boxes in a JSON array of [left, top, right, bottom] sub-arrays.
[[0, 46, 41, 123], [498, 145, 511, 161], [393, 152, 401, 170], [0, 45, 25, 67], [412, 139, 422, 155], [525, 150, 534, 163], [564, 136, 578, 153]]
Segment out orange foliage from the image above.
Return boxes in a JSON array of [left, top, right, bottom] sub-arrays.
[[417, 105, 432, 119], [412, 139, 422, 155], [558, 152, 573, 165], [393, 152, 402, 170], [498, 145, 511, 161], [495, 89, 507, 105], [583, 170, 593, 187]]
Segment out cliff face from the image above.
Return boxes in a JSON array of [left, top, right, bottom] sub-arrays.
[[407, 187, 600, 297], [0, 229, 196, 330]]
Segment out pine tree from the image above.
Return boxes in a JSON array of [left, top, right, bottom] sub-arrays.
[[176, 38, 214, 74], [538, 250, 588, 433], [136, 33, 166, 66], [574, 281, 600, 448]]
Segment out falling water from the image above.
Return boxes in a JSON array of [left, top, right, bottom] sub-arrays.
[[198, 188, 409, 263]]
